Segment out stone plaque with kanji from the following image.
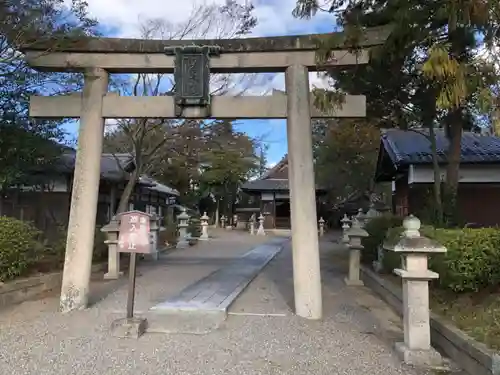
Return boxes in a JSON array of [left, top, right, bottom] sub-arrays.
[[117, 211, 152, 254]]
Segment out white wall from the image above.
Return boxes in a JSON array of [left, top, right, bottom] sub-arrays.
[[275, 193, 289, 199], [408, 164, 500, 184], [261, 192, 274, 201]]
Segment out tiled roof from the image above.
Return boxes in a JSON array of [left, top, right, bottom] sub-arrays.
[[55, 152, 134, 180], [242, 155, 290, 191], [381, 129, 500, 166], [241, 178, 289, 191], [260, 154, 288, 180], [54, 152, 179, 196], [241, 177, 326, 192], [139, 176, 180, 196], [242, 154, 327, 192]]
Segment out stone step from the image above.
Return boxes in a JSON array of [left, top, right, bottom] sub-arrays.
[[145, 238, 287, 334]]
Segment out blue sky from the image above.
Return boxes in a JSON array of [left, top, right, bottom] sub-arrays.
[[62, 0, 338, 166]]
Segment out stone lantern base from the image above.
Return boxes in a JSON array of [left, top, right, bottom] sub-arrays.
[[394, 342, 443, 368], [343, 277, 364, 287], [110, 317, 148, 339]]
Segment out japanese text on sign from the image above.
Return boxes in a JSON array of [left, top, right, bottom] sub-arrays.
[[117, 211, 152, 254]]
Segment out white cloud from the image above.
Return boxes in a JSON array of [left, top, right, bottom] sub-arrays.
[[72, 0, 336, 99], [76, 0, 333, 39]]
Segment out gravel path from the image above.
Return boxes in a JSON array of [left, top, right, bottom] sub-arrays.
[[0, 231, 433, 375]]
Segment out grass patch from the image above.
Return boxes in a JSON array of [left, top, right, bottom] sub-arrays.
[[376, 272, 500, 352], [431, 288, 500, 351]]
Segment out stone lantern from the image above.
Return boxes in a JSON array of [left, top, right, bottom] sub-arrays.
[[384, 215, 447, 367], [356, 208, 367, 228], [365, 201, 380, 222], [318, 217, 325, 237], [176, 208, 190, 249], [344, 217, 368, 286], [200, 212, 210, 240], [340, 214, 351, 243], [100, 216, 123, 280], [256, 213, 265, 236], [249, 213, 256, 235]]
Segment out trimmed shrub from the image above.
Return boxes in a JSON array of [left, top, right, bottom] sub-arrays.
[[160, 212, 178, 246], [188, 216, 202, 238], [381, 226, 405, 273], [361, 215, 403, 265], [429, 228, 500, 292], [380, 225, 500, 292], [0, 216, 42, 282], [34, 228, 67, 272], [93, 228, 108, 262]]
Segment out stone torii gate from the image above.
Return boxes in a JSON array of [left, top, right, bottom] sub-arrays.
[[21, 27, 388, 319]]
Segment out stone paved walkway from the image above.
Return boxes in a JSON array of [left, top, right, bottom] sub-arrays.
[[0, 230, 435, 375]]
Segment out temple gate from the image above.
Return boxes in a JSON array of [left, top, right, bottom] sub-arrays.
[[21, 27, 388, 319]]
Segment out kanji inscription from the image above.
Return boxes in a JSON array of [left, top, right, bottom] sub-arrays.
[[117, 211, 152, 253]]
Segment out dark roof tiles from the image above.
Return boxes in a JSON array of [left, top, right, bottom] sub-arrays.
[[241, 179, 289, 191], [54, 152, 179, 196], [381, 129, 500, 166]]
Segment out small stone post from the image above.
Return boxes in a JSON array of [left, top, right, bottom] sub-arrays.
[[256, 213, 265, 236], [366, 201, 380, 220], [176, 209, 190, 249], [344, 217, 368, 286], [249, 214, 256, 235], [101, 216, 123, 280], [364, 203, 384, 272], [341, 214, 351, 244], [148, 214, 161, 260], [318, 217, 325, 237], [373, 245, 385, 273], [200, 212, 210, 240], [384, 215, 447, 368], [220, 215, 226, 229]]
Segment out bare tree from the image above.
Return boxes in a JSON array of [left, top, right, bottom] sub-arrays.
[[104, 1, 262, 214]]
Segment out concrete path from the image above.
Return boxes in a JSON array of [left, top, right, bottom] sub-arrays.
[[0, 231, 437, 375], [148, 237, 286, 333]]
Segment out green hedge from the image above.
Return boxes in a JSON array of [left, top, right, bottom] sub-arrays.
[[371, 223, 500, 293], [361, 215, 403, 265], [428, 228, 500, 292], [188, 216, 201, 238], [0, 216, 42, 282]]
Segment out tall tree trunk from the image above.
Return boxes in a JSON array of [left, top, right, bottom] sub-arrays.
[[493, 107, 500, 136], [214, 198, 220, 227], [443, 24, 467, 226], [444, 115, 462, 226], [429, 126, 443, 225], [117, 169, 139, 214], [445, 122, 462, 192]]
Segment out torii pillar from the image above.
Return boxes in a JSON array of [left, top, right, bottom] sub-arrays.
[[286, 64, 322, 320], [59, 68, 108, 312]]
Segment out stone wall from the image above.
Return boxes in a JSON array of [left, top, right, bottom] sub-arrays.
[[0, 263, 107, 310]]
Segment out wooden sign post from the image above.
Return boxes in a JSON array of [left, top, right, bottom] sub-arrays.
[[110, 210, 153, 338]]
